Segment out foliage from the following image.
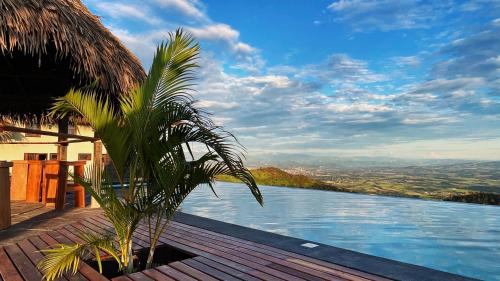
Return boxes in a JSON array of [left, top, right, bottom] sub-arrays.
[[37, 29, 262, 280], [443, 192, 500, 205], [217, 167, 333, 189]]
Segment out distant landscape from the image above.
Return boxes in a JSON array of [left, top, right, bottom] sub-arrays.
[[217, 162, 500, 205]]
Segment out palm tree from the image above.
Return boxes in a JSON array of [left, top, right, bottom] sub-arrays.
[[37, 29, 263, 280]]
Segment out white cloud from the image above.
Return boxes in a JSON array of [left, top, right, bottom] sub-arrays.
[[327, 103, 393, 113], [90, 2, 162, 25], [153, 0, 205, 19], [327, 0, 451, 31], [187, 24, 239, 41], [196, 100, 239, 109]]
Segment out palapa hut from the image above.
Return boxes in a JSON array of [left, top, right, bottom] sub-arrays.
[[0, 0, 145, 161], [0, 0, 146, 213], [0, 0, 146, 115]]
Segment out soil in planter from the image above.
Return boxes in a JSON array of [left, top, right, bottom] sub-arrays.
[[86, 245, 196, 278]]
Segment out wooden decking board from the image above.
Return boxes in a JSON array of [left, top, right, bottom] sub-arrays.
[[28, 235, 89, 281], [111, 276, 133, 281], [84, 217, 147, 250], [1, 213, 392, 281], [127, 272, 155, 281], [169, 220, 387, 281], [43, 231, 110, 281], [130, 215, 371, 281], [181, 258, 242, 281], [168, 260, 219, 281], [169, 221, 381, 281], [137, 224, 312, 281], [131, 223, 296, 281], [155, 265, 198, 281], [94, 214, 378, 281], [0, 247, 24, 281], [3, 243, 45, 281], [191, 256, 262, 281], [16, 239, 69, 281], [141, 268, 175, 281], [164, 225, 346, 281]]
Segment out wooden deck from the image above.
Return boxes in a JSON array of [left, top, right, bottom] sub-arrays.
[[0, 214, 391, 281]]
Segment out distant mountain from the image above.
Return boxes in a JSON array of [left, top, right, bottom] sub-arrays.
[[245, 153, 478, 169]]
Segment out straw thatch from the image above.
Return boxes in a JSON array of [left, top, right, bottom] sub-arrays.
[[0, 0, 146, 114]]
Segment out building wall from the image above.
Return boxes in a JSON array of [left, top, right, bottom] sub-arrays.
[[0, 125, 105, 169]]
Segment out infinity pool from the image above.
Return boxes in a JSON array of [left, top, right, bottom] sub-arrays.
[[180, 182, 500, 280]]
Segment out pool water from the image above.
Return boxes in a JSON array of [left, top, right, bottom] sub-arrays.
[[180, 182, 500, 280]]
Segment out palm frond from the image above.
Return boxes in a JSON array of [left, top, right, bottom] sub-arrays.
[[37, 232, 119, 281], [50, 89, 131, 180]]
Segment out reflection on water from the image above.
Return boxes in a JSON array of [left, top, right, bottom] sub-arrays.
[[180, 182, 500, 280]]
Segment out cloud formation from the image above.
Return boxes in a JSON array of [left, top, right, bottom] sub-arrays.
[[83, 0, 500, 160]]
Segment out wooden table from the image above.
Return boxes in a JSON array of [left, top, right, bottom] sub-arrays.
[[0, 161, 13, 230]]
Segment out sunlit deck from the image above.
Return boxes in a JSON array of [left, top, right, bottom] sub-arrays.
[[0, 212, 392, 281]]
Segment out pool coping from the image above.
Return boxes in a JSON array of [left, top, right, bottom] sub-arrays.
[[173, 212, 478, 281]]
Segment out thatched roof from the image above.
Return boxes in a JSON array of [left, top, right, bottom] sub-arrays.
[[0, 0, 146, 114]]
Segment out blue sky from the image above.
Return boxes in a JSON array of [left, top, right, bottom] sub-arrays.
[[83, 0, 500, 161]]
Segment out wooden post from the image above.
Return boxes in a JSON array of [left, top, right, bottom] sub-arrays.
[[57, 117, 69, 161], [0, 161, 13, 230], [56, 118, 69, 210], [90, 138, 102, 208]]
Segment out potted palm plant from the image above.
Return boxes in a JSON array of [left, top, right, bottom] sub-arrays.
[[37, 29, 263, 280]]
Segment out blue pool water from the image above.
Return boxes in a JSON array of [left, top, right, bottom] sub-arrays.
[[180, 182, 500, 280]]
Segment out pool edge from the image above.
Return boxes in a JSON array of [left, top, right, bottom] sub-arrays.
[[173, 211, 479, 281]]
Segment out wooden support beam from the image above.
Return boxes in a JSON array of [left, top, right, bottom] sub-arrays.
[[0, 139, 92, 145], [90, 134, 102, 208], [0, 125, 97, 141]]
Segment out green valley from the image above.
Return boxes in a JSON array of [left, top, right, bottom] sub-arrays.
[[217, 163, 500, 205]]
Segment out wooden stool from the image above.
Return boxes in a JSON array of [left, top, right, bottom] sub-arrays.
[[0, 161, 13, 230]]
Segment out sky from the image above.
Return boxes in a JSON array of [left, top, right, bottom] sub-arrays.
[[83, 0, 500, 162]]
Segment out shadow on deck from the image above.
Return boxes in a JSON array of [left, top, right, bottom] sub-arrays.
[[0, 201, 102, 246]]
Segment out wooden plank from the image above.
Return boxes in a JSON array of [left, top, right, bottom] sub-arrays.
[[91, 215, 386, 281], [166, 226, 344, 281], [42, 232, 109, 281], [184, 259, 242, 281], [137, 230, 286, 281], [170, 221, 387, 281], [191, 256, 260, 281], [155, 265, 197, 281], [4, 244, 44, 280], [126, 272, 154, 281], [142, 226, 301, 281], [111, 276, 133, 281], [16, 239, 69, 281], [28, 236, 88, 281], [78, 219, 143, 251], [168, 261, 219, 281], [0, 247, 23, 281], [141, 269, 175, 281]]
